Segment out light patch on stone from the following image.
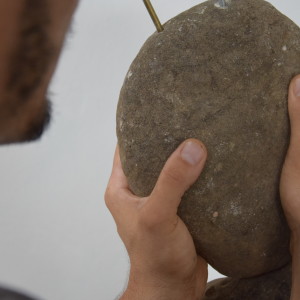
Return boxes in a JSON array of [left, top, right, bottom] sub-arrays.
[[119, 119, 124, 132], [196, 6, 208, 14], [214, 2, 223, 9], [230, 201, 242, 216], [213, 211, 219, 218], [215, 163, 223, 172], [214, 0, 231, 9], [206, 177, 215, 189], [229, 142, 235, 151], [282, 45, 287, 51], [187, 18, 199, 23], [164, 132, 174, 143], [127, 70, 133, 79]]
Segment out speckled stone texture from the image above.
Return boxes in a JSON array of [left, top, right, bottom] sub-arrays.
[[203, 263, 291, 300], [117, 0, 300, 278]]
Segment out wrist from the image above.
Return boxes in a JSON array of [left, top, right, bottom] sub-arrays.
[[120, 269, 201, 300]]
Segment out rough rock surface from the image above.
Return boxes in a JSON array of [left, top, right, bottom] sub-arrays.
[[117, 0, 300, 278], [203, 263, 291, 300]]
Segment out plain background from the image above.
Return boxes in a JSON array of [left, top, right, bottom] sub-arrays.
[[0, 0, 299, 299]]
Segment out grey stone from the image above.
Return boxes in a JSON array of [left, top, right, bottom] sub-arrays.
[[203, 263, 291, 300], [117, 0, 300, 278]]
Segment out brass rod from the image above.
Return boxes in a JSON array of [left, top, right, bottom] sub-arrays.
[[143, 0, 164, 32]]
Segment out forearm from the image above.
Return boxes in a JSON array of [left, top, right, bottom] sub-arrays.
[[291, 233, 300, 300]]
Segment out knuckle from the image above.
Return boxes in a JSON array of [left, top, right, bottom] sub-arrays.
[[104, 186, 115, 209]]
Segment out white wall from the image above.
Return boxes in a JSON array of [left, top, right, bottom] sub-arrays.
[[0, 1, 299, 299]]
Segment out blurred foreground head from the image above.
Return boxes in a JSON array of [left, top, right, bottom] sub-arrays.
[[0, 0, 78, 144]]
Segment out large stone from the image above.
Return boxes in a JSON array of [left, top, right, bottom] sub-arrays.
[[203, 263, 291, 300], [117, 0, 300, 278]]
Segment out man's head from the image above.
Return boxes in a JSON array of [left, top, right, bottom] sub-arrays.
[[0, 0, 78, 144]]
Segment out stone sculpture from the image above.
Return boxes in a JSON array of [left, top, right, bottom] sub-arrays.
[[117, 0, 300, 298]]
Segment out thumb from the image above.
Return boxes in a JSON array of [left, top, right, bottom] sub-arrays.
[[145, 139, 207, 219], [287, 75, 300, 156]]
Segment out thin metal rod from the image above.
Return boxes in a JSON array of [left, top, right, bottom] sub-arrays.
[[143, 0, 164, 32]]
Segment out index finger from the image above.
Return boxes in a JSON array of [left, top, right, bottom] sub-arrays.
[[107, 145, 129, 191], [105, 146, 140, 217]]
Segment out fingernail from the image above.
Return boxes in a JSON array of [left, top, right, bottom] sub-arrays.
[[294, 78, 300, 98], [181, 141, 204, 165]]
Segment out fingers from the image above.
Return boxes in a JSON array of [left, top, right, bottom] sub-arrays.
[[107, 146, 129, 191], [288, 75, 300, 149], [106, 140, 208, 228], [143, 139, 207, 222], [281, 75, 300, 234], [105, 146, 138, 218]]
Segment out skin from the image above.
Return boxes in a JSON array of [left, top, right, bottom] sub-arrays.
[[105, 140, 208, 300], [106, 76, 300, 300], [0, 0, 78, 144], [280, 75, 300, 300], [0, 1, 299, 299]]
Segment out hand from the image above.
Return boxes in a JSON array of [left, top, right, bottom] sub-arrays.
[[280, 75, 300, 236], [280, 75, 300, 300], [105, 139, 208, 300]]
